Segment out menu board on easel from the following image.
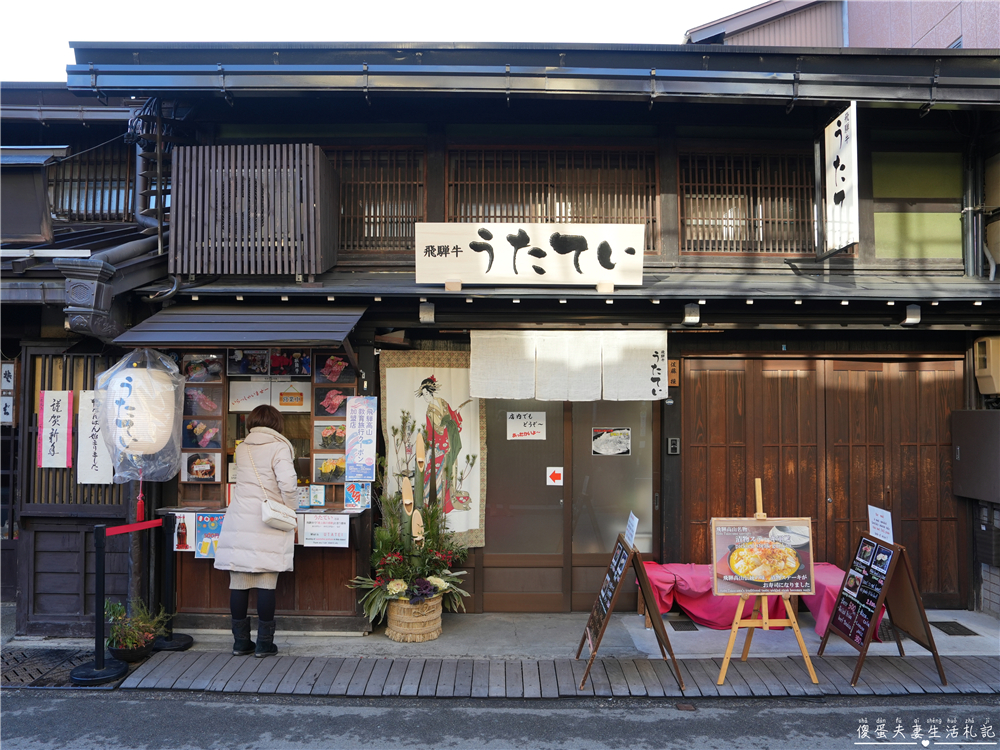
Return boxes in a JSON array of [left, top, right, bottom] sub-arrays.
[[819, 533, 947, 687], [575, 533, 685, 692]]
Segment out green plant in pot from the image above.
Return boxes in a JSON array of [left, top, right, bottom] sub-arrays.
[[105, 599, 170, 662], [349, 443, 469, 640]]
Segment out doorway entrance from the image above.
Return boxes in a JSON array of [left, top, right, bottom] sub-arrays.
[[481, 399, 658, 612]]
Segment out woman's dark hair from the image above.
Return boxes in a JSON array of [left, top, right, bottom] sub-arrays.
[[415, 376, 439, 397], [246, 404, 284, 433]]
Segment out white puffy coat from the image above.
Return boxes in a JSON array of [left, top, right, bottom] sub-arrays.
[[214, 427, 299, 573]]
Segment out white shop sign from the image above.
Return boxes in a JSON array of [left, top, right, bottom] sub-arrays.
[[416, 222, 645, 287], [823, 102, 860, 253], [507, 411, 546, 440], [302, 514, 350, 547]]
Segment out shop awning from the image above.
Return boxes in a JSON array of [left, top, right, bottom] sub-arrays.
[[114, 305, 367, 347]]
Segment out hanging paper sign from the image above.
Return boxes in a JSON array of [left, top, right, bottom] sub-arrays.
[[194, 512, 225, 558], [624, 511, 639, 548], [37, 390, 73, 468], [271, 380, 311, 413], [345, 396, 378, 482], [279, 385, 303, 407], [76, 391, 114, 484], [823, 101, 860, 253], [867, 505, 894, 544], [302, 514, 350, 547], [1, 362, 15, 426], [507, 412, 546, 440], [228, 381, 271, 412], [345, 482, 371, 510]]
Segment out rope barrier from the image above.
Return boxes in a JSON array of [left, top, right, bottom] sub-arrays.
[[106, 519, 162, 537]]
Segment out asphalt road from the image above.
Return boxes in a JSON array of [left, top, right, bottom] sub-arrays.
[[1, 691, 997, 750]]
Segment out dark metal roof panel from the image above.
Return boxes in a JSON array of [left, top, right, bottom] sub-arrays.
[[114, 305, 367, 346]]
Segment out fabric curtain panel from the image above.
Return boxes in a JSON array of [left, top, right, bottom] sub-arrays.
[[469, 330, 668, 401]]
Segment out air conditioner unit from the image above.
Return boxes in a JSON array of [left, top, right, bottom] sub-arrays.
[[974, 337, 1000, 395]]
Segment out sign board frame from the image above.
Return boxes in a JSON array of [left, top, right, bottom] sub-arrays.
[[710, 516, 815, 596], [818, 533, 947, 687], [575, 533, 685, 692]]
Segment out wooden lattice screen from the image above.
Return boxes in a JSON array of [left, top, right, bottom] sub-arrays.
[[170, 144, 338, 276], [447, 149, 658, 254], [22, 354, 126, 514], [326, 149, 426, 259], [678, 151, 817, 255], [48, 143, 134, 222]]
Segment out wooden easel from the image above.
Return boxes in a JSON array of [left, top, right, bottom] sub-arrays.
[[716, 480, 818, 685], [576, 533, 685, 692]]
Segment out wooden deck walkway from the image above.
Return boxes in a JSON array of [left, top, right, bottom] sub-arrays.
[[120, 652, 999, 698]]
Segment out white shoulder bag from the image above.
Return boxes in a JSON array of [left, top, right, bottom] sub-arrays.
[[245, 445, 298, 532]]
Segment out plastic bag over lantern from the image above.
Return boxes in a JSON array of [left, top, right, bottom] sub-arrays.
[[95, 348, 184, 483]]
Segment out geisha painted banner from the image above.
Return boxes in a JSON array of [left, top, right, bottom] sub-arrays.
[[380, 351, 485, 547]]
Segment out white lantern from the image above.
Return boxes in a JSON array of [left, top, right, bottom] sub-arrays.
[[104, 366, 177, 455]]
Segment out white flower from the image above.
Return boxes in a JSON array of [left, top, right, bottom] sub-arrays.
[[386, 579, 408, 596], [426, 576, 447, 591]]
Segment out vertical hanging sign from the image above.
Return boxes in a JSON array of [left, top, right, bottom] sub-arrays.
[[1, 362, 15, 426], [823, 101, 860, 253], [37, 390, 73, 468], [77, 391, 114, 484], [345, 396, 378, 482]]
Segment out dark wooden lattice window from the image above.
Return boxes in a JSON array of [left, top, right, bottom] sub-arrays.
[[447, 149, 658, 254], [48, 143, 135, 222], [678, 151, 817, 255], [326, 149, 425, 258]]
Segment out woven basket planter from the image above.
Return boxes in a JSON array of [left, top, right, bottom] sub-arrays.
[[386, 594, 443, 643]]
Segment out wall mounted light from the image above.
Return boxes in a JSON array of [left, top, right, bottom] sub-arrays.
[[236, 295, 243, 301], [901, 304, 921, 326], [651, 299, 660, 305], [682, 303, 701, 326], [327, 295, 335, 301], [794, 300, 802, 305], [886, 301, 895, 306], [841, 300, 849, 306]]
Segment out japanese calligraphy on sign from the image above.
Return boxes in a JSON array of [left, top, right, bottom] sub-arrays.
[[76, 391, 114, 484], [711, 517, 815, 596], [824, 102, 860, 252], [506, 411, 546, 440], [37, 390, 73, 469], [1, 362, 15, 426], [303, 514, 350, 547], [345, 396, 378, 482], [415, 223, 645, 286]]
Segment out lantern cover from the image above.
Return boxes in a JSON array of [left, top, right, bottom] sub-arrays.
[[95, 348, 184, 483]]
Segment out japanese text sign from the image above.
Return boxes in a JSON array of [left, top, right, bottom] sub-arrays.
[[37, 390, 73, 469], [824, 102, 860, 252], [867, 504, 893, 544], [711, 517, 815, 596], [416, 223, 645, 287], [1, 362, 15, 426], [506, 411, 546, 440], [76, 391, 114, 484], [345, 396, 377, 482], [303, 514, 350, 547]]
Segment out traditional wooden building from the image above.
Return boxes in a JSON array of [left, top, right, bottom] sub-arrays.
[[2, 41, 998, 635]]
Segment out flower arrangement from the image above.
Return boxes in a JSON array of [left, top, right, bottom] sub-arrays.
[[349, 461, 468, 625]]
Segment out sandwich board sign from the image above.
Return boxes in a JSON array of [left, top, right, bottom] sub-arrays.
[[575, 532, 684, 692], [819, 533, 946, 687]]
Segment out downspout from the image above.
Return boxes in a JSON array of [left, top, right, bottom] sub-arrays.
[[134, 143, 159, 234]]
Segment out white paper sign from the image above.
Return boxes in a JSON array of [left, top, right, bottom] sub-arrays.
[[345, 397, 377, 482], [228, 381, 271, 412], [303, 514, 350, 547], [310, 485, 326, 506], [868, 505, 894, 544], [546, 467, 563, 486], [416, 222, 645, 287], [824, 102, 860, 252], [76, 391, 113, 484], [0, 362, 14, 426], [37, 390, 73, 468], [507, 411, 546, 440], [625, 511, 639, 548]]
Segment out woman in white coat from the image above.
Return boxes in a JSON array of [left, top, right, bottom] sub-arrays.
[[214, 405, 298, 657]]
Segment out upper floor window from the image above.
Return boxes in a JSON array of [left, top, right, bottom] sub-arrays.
[[447, 149, 658, 254], [678, 150, 816, 255], [327, 148, 425, 258], [48, 143, 135, 222]]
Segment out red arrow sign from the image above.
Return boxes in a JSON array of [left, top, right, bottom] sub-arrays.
[[549, 470, 562, 482]]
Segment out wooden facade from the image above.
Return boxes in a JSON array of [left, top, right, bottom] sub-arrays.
[[2, 45, 997, 634]]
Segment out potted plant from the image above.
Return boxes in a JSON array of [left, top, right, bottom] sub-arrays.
[[350, 449, 469, 642], [105, 599, 170, 662]]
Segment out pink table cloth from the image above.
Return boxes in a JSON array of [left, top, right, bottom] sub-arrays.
[[642, 561, 849, 637]]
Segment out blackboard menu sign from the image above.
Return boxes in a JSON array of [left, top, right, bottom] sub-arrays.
[[576, 533, 684, 692], [820, 533, 946, 688], [829, 537, 895, 648]]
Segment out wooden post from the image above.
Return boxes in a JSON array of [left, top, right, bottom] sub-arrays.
[[754, 478, 766, 520]]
